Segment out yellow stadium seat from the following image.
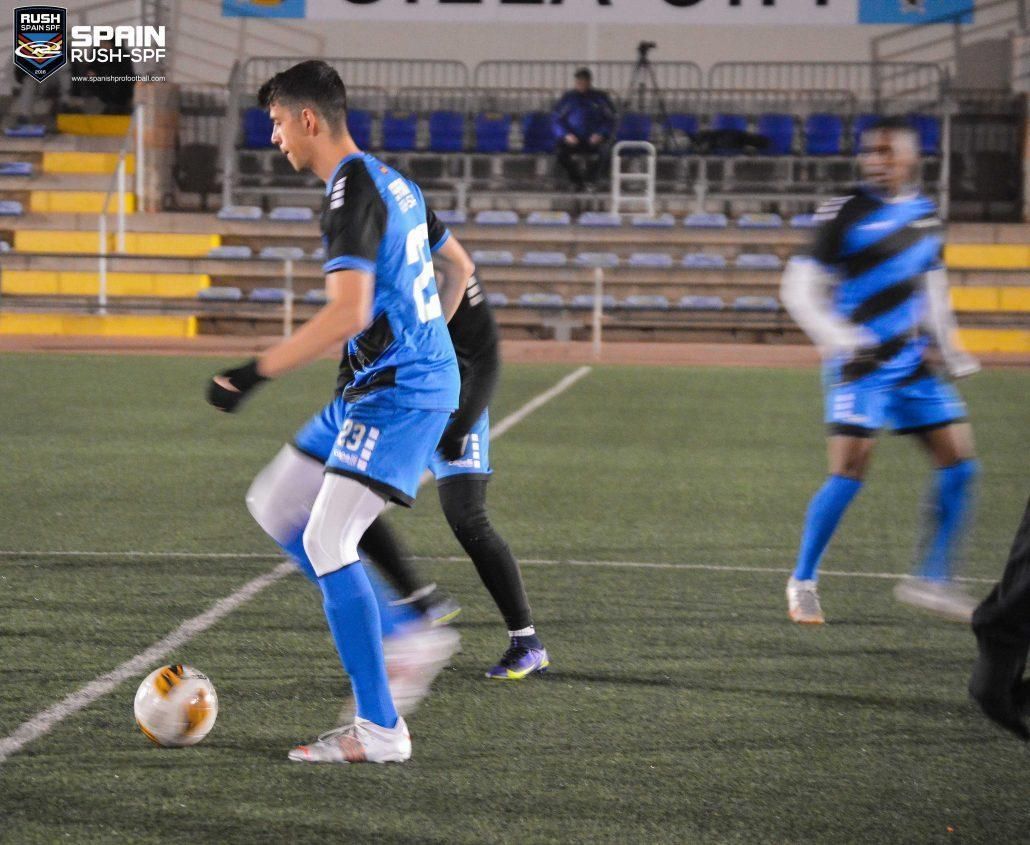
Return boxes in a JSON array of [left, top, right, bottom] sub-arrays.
[[998, 288, 1030, 312], [945, 245, 1030, 270], [123, 233, 220, 256], [0, 313, 197, 338], [29, 191, 136, 214], [956, 329, 1030, 354], [56, 114, 132, 136], [1, 270, 210, 297], [42, 152, 135, 175], [14, 230, 111, 253], [949, 287, 1000, 312]]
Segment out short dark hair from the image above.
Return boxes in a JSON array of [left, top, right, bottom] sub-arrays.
[[257, 60, 348, 134], [864, 115, 917, 136], [574, 67, 592, 81]]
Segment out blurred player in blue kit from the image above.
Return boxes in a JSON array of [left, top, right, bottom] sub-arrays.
[[780, 117, 981, 625]]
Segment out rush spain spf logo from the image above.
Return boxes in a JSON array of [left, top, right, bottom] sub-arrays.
[[13, 6, 68, 84]]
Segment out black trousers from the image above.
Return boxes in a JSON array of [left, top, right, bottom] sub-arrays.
[[555, 137, 608, 187], [972, 496, 1030, 649]]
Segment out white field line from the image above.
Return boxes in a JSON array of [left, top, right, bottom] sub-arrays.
[[0, 366, 593, 764], [0, 550, 997, 585]]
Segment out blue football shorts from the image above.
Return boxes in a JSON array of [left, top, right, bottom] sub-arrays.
[[823, 371, 967, 437]]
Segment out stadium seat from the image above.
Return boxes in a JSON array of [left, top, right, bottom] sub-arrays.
[[526, 211, 571, 226], [0, 200, 24, 216], [757, 114, 794, 155], [486, 291, 509, 307], [242, 108, 274, 149], [628, 252, 674, 268], [518, 292, 565, 309], [208, 245, 252, 259], [269, 206, 314, 222], [347, 109, 374, 150], [910, 114, 941, 156], [733, 295, 779, 311], [474, 113, 512, 153], [470, 249, 515, 266], [683, 252, 728, 269], [474, 210, 519, 226], [571, 293, 617, 310], [304, 289, 328, 305], [217, 205, 262, 221], [738, 213, 784, 229], [713, 114, 748, 133], [250, 287, 287, 302], [805, 114, 843, 156], [679, 294, 725, 310], [622, 294, 670, 310], [790, 213, 818, 228], [429, 111, 465, 153], [0, 162, 33, 176], [666, 113, 700, 139], [632, 213, 675, 228], [382, 112, 418, 152], [309, 246, 325, 260], [0, 240, 10, 253], [735, 253, 783, 270], [575, 251, 620, 267], [852, 113, 879, 152], [435, 209, 467, 226], [522, 251, 568, 267], [259, 246, 305, 261], [684, 212, 728, 229], [577, 212, 621, 227], [521, 112, 556, 153], [4, 124, 45, 138], [198, 286, 243, 301], [616, 113, 652, 143]]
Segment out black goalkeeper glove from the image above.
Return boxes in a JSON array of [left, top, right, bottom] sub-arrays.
[[206, 359, 268, 413], [438, 428, 468, 462]]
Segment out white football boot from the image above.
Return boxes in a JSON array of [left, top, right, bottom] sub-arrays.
[[893, 576, 978, 622], [787, 576, 825, 624], [288, 717, 411, 764]]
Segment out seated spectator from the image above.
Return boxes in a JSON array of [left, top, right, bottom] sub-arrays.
[[553, 68, 616, 191]]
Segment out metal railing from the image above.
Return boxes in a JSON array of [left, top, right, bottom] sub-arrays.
[[473, 60, 703, 97], [97, 104, 146, 314], [610, 142, 656, 217]]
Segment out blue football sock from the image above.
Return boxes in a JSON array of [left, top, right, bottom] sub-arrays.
[[280, 531, 319, 584], [792, 475, 864, 581], [917, 459, 979, 582], [364, 565, 424, 637], [319, 563, 398, 729]]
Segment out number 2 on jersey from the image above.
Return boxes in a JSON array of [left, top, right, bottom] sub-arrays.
[[406, 224, 442, 324]]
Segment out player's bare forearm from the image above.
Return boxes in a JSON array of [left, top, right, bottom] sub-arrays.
[[258, 269, 373, 379], [434, 236, 476, 322]]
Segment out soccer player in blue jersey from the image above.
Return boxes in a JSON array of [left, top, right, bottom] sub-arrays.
[[206, 60, 476, 764], [781, 116, 981, 625]]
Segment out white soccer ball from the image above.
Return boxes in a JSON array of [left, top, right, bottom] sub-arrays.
[[134, 664, 218, 747]]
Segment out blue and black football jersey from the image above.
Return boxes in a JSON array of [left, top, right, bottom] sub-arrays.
[[320, 152, 459, 411], [808, 186, 944, 384]]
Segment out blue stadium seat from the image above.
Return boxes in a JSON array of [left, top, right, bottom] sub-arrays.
[[910, 114, 941, 156], [632, 213, 675, 228], [208, 245, 252, 259], [738, 213, 784, 229], [347, 109, 373, 150], [243, 108, 274, 149], [474, 113, 511, 153], [4, 124, 45, 138], [198, 286, 243, 301], [304, 289, 328, 305], [526, 211, 571, 226], [522, 112, 556, 153], [518, 292, 565, 309], [0, 162, 33, 176], [790, 214, 818, 229], [682, 252, 727, 269], [522, 251, 568, 267], [382, 112, 417, 152], [735, 253, 783, 270], [0, 241, 10, 253], [713, 114, 748, 133], [757, 114, 794, 156], [0, 200, 25, 216], [217, 205, 262, 221], [435, 209, 467, 226], [250, 287, 287, 303], [683, 212, 728, 229], [571, 293, 617, 310], [628, 252, 674, 268], [679, 295, 725, 311], [269, 206, 314, 222], [733, 295, 779, 312], [429, 111, 465, 152], [309, 246, 325, 261], [805, 114, 843, 156], [622, 294, 669, 310], [486, 291, 509, 307], [259, 246, 305, 261], [575, 251, 620, 268], [616, 113, 652, 143], [474, 210, 519, 226], [470, 249, 515, 266], [666, 113, 699, 138], [577, 212, 621, 227], [852, 113, 879, 152]]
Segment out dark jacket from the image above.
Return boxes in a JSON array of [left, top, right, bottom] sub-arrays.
[[553, 89, 616, 141]]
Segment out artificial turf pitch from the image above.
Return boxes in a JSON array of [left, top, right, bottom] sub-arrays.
[[0, 353, 1027, 843]]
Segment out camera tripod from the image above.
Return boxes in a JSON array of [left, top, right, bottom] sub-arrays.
[[619, 41, 679, 152]]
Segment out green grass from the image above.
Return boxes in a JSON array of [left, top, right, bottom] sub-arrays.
[[0, 353, 1027, 843]]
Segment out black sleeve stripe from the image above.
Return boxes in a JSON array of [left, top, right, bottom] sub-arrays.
[[323, 161, 387, 269]]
